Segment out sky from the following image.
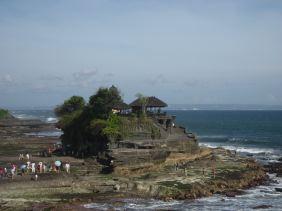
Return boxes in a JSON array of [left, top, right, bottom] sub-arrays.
[[0, 0, 282, 108]]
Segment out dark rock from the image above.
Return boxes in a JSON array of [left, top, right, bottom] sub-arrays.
[[276, 173, 282, 177], [224, 189, 246, 197], [264, 162, 282, 174], [246, 153, 253, 157], [225, 191, 236, 197], [275, 187, 282, 192], [252, 205, 272, 209]]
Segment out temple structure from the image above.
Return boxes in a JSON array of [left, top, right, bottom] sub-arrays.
[[128, 96, 175, 132]]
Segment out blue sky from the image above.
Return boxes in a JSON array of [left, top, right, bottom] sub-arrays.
[[0, 0, 282, 107]]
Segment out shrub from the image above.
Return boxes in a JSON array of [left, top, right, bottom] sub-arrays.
[[0, 109, 9, 119]]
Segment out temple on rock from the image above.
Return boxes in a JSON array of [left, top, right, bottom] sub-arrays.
[[130, 96, 175, 131]]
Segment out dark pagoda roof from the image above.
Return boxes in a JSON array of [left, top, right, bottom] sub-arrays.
[[112, 102, 130, 110], [129, 96, 167, 108]]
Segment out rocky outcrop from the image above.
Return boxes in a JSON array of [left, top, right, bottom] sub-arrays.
[[253, 205, 273, 209], [152, 164, 267, 200], [0, 116, 56, 139], [0, 113, 270, 210], [264, 162, 282, 177]]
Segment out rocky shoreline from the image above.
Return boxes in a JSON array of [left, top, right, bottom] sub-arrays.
[[0, 117, 276, 210]]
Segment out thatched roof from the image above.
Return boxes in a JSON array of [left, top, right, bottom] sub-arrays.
[[112, 102, 130, 110], [129, 96, 167, 108]]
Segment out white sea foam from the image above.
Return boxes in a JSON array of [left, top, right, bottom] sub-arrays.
[[231, 147, 274, 154], [25, 130, 62, 137], [13, 113, 36, 120], [199, 142, 275, 154], [199, 143, 218, 148], [84, 203, 117, 210], [83, 178, 282, 210], [198, 135, 228, 139], [46, 117, 58, 123], [84, 199, 182, 210]]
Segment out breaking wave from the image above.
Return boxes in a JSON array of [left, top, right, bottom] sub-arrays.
[[11, 110, 58, 123]]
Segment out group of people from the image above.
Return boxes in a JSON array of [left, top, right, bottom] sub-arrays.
[[0, 152, 71, 180]]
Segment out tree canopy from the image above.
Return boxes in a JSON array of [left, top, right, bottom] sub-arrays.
[[89, 86, 123, 119], [55, 86, 124, 157], [55, 96, 85, 117]]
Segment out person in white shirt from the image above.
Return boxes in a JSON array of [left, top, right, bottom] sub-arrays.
[[65, 162, 70, 173], [31, 163, 36, 173]]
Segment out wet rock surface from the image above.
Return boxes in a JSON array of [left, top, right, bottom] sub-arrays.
[[252, 204, 273, 209], [264, 162, 282, 176]]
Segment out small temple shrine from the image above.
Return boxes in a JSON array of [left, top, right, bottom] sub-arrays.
[[113, 96, 175, 132]]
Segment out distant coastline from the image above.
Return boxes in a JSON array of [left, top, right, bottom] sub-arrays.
[[2, 104, 282, 111]]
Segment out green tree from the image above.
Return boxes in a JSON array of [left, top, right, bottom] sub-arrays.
[[89, 85, 123, 119], [102, 113, 122, 140], [55, 96, 85, 117], [55, 86, 124, 157]]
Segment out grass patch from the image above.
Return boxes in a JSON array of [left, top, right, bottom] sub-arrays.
[[158, 181, 192, 191], [138, 172, 159, 180], [0, 109, 9, 119]]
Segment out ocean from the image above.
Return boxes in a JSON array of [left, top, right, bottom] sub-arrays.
[[10, 109, 282, 210], [168, 110, 282, 164]]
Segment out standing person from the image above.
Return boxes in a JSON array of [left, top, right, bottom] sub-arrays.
[[11, 164, 16, 179], [65, 162, 70, 174], [27, 161, 31, 173], [21, 165, 26, 175], [26, 153, 30, 161], [19, 154, 24, 160], [0, 167, 4, 179], [4, 167, 7, 176], [43, 163, 47, 173], [38, 162, 43, 173], [48, 147, 52, 156], [31, 162, 36, 173], [54, 161, 61, 173]]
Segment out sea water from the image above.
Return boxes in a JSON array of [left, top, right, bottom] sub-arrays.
[[169, 110, 282, 164], [11, 109, 62, 137], [11, 109, 282, 210], [11, 109, 58, 123]]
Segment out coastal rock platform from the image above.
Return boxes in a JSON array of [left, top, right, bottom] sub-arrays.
[[0, 118, 268, 210]]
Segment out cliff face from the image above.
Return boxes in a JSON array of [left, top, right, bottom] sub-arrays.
[[108, 116, 199, 168], [100, 117, 267, 201]]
